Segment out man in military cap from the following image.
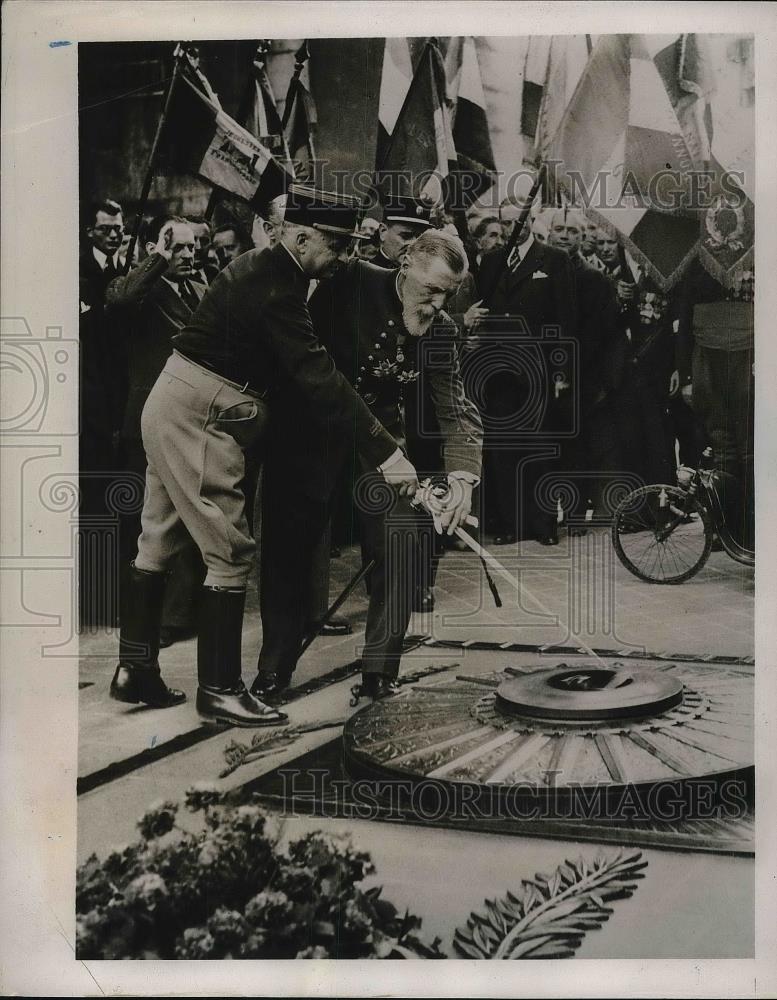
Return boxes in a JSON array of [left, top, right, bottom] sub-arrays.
[[253, 228, 483, 703], [373, 194, 433, 269], [110, 184, 418, 728]]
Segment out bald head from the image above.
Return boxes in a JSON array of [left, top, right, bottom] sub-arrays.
[[547, 207, 584, 256]]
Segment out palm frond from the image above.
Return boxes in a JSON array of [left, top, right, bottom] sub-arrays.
[[453, 848, 647, 959]]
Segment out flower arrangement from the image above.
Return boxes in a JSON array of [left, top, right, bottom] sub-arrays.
[[76, 786, 443, 959]]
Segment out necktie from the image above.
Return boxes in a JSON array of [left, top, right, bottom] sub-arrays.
[[179, 280, 200, 313], [103, 257, 118, 280]]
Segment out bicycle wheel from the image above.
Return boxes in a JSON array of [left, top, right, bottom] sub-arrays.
[[611, 484, 713, 584]]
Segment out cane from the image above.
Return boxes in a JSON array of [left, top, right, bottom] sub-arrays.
[[412, 482, 607, 666], [298, 558, 376, 656]]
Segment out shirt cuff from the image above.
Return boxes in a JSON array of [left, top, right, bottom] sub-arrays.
[[448, 470, 480, 487], [378, 448, 404, 472]]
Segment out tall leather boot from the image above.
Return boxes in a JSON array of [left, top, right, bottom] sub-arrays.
[[110, 563, 186, 708], [196, 586, 287, 727]]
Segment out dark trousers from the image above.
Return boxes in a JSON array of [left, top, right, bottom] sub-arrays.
[[483, 373, 559, 539], [257, 466, 433, 682], [564, 399, 623, 522], [611, 375, 675, 489], [691, 345, 754, 548]]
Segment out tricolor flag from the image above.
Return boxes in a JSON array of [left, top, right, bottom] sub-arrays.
[[549, 34, 704, 291], [282, 41, 318, 183], [533, 35, 592, 163], [520, 36, 551, 150], [160, 68, 292, 214], [241, 42, 290, 164], [377, 37, 414, 168], [376, 39, 457, 207], [444, 36, 497, 205]]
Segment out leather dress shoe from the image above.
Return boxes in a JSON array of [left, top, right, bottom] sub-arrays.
[[197, 682, 288, 727], [493, 533, 517, 546], [250, 673, 291, 704], [412, 587, 435, 613], [110, 664, 186, 708], [536, 534, 559, 546], [310, 615, 353, 637], [158, 624, 197, 648], [568, 526, 588, 537], [361, 674, 401, 700]]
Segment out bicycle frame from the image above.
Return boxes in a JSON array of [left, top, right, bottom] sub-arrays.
[[667, 468, 754, 567]]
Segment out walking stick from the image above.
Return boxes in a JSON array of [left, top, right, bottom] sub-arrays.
[[298, 558, 376, 656]]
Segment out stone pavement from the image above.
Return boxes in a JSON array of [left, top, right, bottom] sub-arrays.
[[78, 526, 754, 783], [77, 526, 756, 957]]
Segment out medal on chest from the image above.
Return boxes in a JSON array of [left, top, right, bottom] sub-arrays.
[[354, 319, 420, 396]]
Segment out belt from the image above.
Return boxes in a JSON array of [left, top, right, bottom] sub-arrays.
[[173, 351, 269, 400]]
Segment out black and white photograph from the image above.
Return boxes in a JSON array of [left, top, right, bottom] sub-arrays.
[[1, 1, 776, 996]]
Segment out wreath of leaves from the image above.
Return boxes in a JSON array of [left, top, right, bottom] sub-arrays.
[[453, 848, 647, 959]]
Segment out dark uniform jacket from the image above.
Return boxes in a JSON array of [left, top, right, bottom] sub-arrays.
[[271, 259, 483, 498], [172, 243, 398, 471], [106, 252, 205, 441]]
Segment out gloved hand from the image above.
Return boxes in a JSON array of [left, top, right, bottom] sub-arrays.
[[380, 451, 419, 498]]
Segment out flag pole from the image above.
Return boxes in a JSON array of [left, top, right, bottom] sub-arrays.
[[480, 162, 547, 302], [124, 43, 188, 272]]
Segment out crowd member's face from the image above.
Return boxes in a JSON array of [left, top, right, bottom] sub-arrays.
[[597, 232, 620, 266], [477, 221, 504, 255], [295, 227, 351, 279], [213, 229, 244, 269], [168, 224, 196, 279], [379, 221, 425, 264], [190, 223, 212, 269], [89, 210, 124, 256], [399, 255, 461, 337], [262, 212, 284, 248], [548, 215, 582, 255], [581, 220, 598, 255], [499, 200, 534, 245]]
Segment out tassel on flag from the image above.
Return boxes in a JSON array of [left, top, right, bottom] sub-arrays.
[[444, 36, 497, 205], [159, 66, 292, 215], [242, 40, 290, 163], [282, 41, 318, 183]]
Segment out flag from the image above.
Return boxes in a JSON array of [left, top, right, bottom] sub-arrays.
[[159, 68, 292, 213], [377, 37, 414, 167], [549, 34, 706, 291], [241, 43, 290, 163], [533, 35, 592, 163], [655, 33, 753, 288], [520, 36, 550, 147], [376, 39, 457, 207], [444, 36, 497, 205], [282, 41, 318, 183]]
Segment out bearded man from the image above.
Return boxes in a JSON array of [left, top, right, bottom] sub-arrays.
[[253, 228, 483, 702]]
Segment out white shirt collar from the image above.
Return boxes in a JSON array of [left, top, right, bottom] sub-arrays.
[[507, 233, 535, 270], [280, 241, 305, 274], [161, 275, 184, 297], [93, 245, 120, 271]]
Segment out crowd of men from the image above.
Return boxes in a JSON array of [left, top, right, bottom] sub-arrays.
[[79, 176, 754, 726]]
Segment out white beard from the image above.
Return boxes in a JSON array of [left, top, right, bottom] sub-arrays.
[[402, 307, 435, 338]]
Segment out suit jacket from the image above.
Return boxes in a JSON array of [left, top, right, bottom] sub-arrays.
[[79, 246, 126, 441], [106, 253, 206, 440], [271, 259, 483, 499], [476, 239, 577, 342], [172, 243, 397, 470]]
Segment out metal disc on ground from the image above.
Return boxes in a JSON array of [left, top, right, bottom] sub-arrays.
[[342, 660, 754, 816]]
